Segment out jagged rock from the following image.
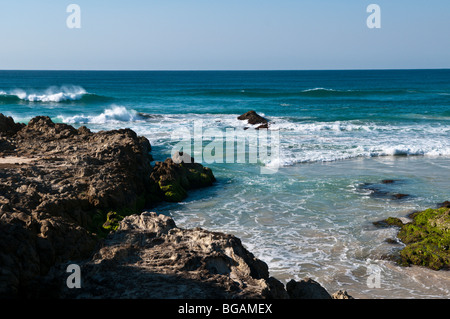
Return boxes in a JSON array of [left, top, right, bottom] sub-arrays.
[[55, 212, 287, 299], [0, 114, 25, 137], [331, 290, 354, 299], [0, 115, 153, 297]]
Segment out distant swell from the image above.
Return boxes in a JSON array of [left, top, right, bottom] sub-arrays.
[[181, 88, 424, 99], [0, 86, 111, 103]]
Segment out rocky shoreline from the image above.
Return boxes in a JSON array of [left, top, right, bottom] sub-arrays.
[[0, 114, 350, 299]]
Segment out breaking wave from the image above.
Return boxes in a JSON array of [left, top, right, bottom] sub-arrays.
[[0, 86, 110, 103], [58, 105, 144, 124]]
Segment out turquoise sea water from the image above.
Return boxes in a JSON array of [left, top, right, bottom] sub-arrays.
[[1, 70, 450, 298]]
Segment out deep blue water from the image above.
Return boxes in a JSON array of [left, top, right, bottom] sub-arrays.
[[1, 69, 450, 121]]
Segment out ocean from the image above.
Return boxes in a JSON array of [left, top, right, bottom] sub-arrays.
[[1, 69, 449, 298]]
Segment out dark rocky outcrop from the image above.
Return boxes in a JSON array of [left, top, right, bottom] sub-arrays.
[[237, 111, 269, 130], [150, 152, 215, 203], [0, 114, 215, 298], [286, 278, 332, 299], [0, 114, 25, 137], [438, 201, 450, 208]]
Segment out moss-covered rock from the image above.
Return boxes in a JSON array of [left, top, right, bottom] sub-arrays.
[[379, 207, 450, 270], [373, 217, 404, 228], [150, 155, 216, 203], [159, 181, 188, 203], [103, 211, 123, 232]]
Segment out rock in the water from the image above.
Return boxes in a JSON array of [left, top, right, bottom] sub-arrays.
[[378, 207, 450, 271], [392, 193, 409, 200], [358, 181, 410, 201], [373, 217, 405, 228], [286, 278, 332, 299], [237, 111, 269, 129], [150, 155, 216, 203], [438, 201, 450, 208]]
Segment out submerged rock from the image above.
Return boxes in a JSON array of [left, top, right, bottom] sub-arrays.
[[392, 193, 409, 200], [358, 180, 410, 201]]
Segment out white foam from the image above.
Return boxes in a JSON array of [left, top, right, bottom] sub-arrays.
[[302, 87, 337, 92], [58, 111, 450, 166], [59, 105, 144, 124], [262, 116, 450, 167], [6, 86, 88, 102]]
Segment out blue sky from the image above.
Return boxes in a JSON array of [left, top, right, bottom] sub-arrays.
[[1, 0, 449, 70]]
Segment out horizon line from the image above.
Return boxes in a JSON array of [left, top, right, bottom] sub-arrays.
[[0, 68, 449, 72]]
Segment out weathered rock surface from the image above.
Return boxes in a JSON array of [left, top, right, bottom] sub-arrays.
[[53, 212, 287, 299], [331, 290, 354, 299], [0, 114, 215, 298], [52, 212, 348, 299]]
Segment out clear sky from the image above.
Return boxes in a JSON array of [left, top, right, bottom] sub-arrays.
[[1, 0, 449, 70]]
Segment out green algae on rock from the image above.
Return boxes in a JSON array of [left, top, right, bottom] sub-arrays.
[[376, 207, 450, 270], [150, 153, 216, 203]]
